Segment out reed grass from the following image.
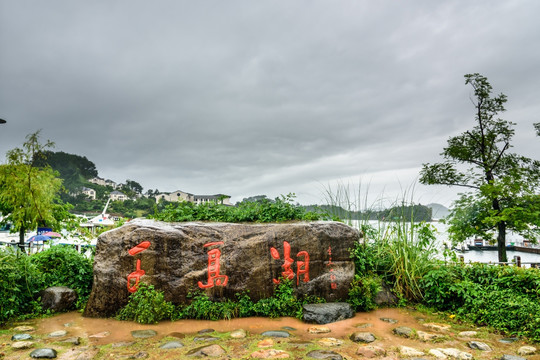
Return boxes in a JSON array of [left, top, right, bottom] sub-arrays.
[[323, 181, 438, 301]]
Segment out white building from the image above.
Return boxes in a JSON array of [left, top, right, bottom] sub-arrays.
[[109, 190, 129, 201], [81, 187, 96, 200], [155, 190, 231, 205], [89, 177, 118, 189]]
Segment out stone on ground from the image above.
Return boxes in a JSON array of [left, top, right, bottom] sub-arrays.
[[12, 341, 34, 349], [48, 330, 68, 337], [89, 331, 110, 338], [306, 349, 343, 360], [12, 333, 33, 341], [429, 349, 448, 359], [318, 338, 344, 347], [230, 329, 247, 338], [257, 339, 274, 347], [417, 330, 444, 341], [58, 337, 81, 345], [29, 348, 58, 358], [186, 344, 226, 357], [458, 331, 477, 337], [13, 325, 35, 332], [41, 286, 77, 312], [356, 345, 386, 357], [423, 323, 451, 331], [350, 331, 376, 343], [468, 341, 492, 351], [517, 346, 537, 355], [307, 326, 331, 334], [131, 330, 157, 338], [198, 328, 215, 334], [436, 348, 473, 360], [393, 326, 414, 338], [501, 356, 526, 360], [250, 348, 290, 358], [159, 341, 184, 349], [399, 346, 425, 357], [261, 330, 290, 338], [193, 335, 219, 342], [303, 303, 355, 324]]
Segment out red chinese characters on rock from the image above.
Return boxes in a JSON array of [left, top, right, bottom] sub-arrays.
[[327, 246, 337, 290], [127, 241, 151, 293], [198, 241, 228, 289], [270, 241, 310, 285]]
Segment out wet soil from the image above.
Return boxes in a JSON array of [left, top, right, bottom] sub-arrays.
[[2, 307, 539, 359]]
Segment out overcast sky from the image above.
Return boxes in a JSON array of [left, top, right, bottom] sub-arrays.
[[1, 1, 539, 208]]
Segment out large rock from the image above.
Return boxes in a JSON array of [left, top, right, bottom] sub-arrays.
[[303, 303, 355, 324], [84, 220, 358, 317], [41, 286, 77, 312]]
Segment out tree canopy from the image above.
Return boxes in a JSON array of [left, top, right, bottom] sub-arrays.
[[420, 73, 540, 262], [0, 131, 73, 245], [34, 150, 98, 192]]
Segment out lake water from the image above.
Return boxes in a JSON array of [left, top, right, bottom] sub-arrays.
[[348, 220, 540, 267]]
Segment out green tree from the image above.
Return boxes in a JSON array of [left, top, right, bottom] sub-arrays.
[[0, 131, 71, 246], [34, 151, 98, 192], [420, 74, 540, 262], [121, 179, 143, 197], [534, 122, 540, 136]]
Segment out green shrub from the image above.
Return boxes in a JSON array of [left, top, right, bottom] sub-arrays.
[[174, 292, 240, 321], [421, 264, 540, 342], [30, 245, 93, 308], [152, 193, 322, 223], [347, 274, 381, 311], [0, 248, 44, 323], [117, 283, 174, 324], [252, 277, 324, 319]]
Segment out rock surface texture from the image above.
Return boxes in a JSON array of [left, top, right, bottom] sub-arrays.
[[302, 303, 355, 324], [84, 220, 358, 317], [41, 286, 77, 312]]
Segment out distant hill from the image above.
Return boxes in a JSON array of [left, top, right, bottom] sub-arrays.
[[304, 203, 433, 222], [427, 203, 450, 219]]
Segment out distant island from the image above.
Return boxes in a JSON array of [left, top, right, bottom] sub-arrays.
[[426, 203, 450, 220]]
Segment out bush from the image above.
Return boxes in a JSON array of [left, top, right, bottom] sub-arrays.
[[117, 283, 175, 324], [420, 264, 540, 342], [174, 292, 241, 321], [347, 274, 381, 311], [152, 193, 322, 223], [30, 245, 93, 308], [0, 248, 43, 323], [252, 277, 325, 319]]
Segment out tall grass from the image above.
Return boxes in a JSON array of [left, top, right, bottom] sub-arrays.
[[323, 181, 438, 302]]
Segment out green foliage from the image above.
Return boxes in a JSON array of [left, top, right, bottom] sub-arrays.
[[421, 264, 540, 342], [0, 131, 72, 244], [420, 73, 540, 262], [348, 220, 437, 302], [117, 283, 174, 324], [152, 193, 322, 223], [34, 150, 98, 193], [347, 274, 381, 311], [121, 278, 324, 323], [174, 292, 241, 321], [0, 248, 43, 324], [30, 246, 94, 308]]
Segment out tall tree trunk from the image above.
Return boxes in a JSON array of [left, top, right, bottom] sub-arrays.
[[497, 220, 507, 263], [492, 197, 507, 263], [18, 226, 25, 253]]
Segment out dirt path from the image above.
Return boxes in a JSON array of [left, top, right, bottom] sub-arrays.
[[2, 307, 538, 359]]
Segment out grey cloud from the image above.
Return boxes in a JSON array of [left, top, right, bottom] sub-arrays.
[[1, 0, 539, 207]]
